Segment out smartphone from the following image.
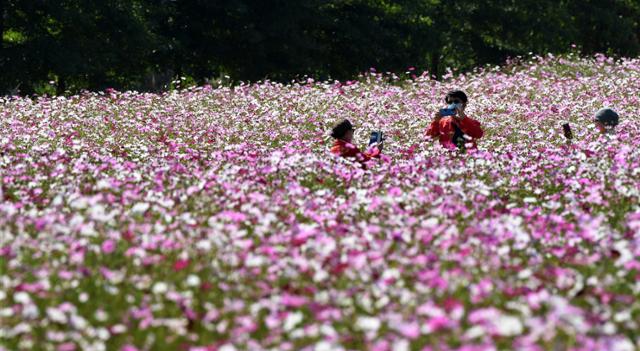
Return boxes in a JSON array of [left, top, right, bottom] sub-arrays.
[[439, 103, 459, 117], [369, 131, 384, 145], [562, 123, 573, 139]]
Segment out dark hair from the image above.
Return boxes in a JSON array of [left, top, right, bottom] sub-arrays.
[[595, 108, 619, 126], [331, 119, 354, 139], [445, 90, 468, 104]]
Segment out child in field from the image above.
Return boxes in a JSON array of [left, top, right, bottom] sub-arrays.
[[426, 90, 484, 150], [562, 108, 620, 142], [594, 108, 619, 134], [330, 119, 382, 162]]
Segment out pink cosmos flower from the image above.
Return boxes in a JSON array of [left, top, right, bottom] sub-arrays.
[[173, 258, 190, 271], [396, 321, 420, 339], [101, 239, 116, 254]]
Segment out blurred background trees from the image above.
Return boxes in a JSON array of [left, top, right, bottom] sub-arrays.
[[1, 0, 639, 95]]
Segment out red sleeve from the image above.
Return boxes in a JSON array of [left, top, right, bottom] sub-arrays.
[[345, 144, 378, 162], [426, 119, 441, 138], [363, 146, 381, 160], [434, 118, 457, 149], [335, 141, 380, 163], [342, 144, 361, 158], [439, 118, 455, 137], [458, 116, 483, 139]]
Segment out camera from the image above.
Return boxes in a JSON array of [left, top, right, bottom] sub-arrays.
[[562, 123, 573, 139], [439, 103, 460, 117], [369, 131, 384, 146]]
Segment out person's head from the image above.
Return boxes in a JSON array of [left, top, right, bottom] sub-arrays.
[[594, 108, 619, 133], [331, 119, 354, 142], [444, 90, 468, 107]]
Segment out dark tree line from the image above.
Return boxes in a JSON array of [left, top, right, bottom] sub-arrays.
[[1, 0, 639, 95]]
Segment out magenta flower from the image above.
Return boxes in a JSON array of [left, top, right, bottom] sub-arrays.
[[101, 239, 116, 254]]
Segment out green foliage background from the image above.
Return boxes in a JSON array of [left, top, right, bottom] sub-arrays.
[[1, 0, 639, 95]]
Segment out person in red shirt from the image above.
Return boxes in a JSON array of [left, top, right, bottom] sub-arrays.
[[330, 119, 382, 162], [426, 90, 484, 151]]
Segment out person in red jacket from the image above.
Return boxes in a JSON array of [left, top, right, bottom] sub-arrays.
[[330, 119, 382, 162], [426, 90, 484, 151]]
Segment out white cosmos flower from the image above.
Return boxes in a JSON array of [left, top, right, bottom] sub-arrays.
[[186, 275, 201, 287], [152, 282, 168, 294], [356, 316, 381, 331], [130, 202, 150, 214], [495, 315, 523, 336], [46, 307, 67, 324], [284, 312, 304, 331]]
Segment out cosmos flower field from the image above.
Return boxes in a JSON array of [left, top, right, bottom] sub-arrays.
[[1, 54, 640, 351]]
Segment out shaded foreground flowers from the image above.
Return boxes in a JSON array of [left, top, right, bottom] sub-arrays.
[[1, 54, 639, 350]]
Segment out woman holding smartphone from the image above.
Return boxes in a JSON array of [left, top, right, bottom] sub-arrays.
[[330, 119, 382, 163], [426, 90, 484, 151]]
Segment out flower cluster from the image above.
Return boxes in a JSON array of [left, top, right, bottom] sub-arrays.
[[1, 54, 639, 351]]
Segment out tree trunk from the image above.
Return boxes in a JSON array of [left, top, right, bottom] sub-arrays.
[[56, 77, 66, 96], [0, 0, 5, 49], [430, 50, 441, 80]]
